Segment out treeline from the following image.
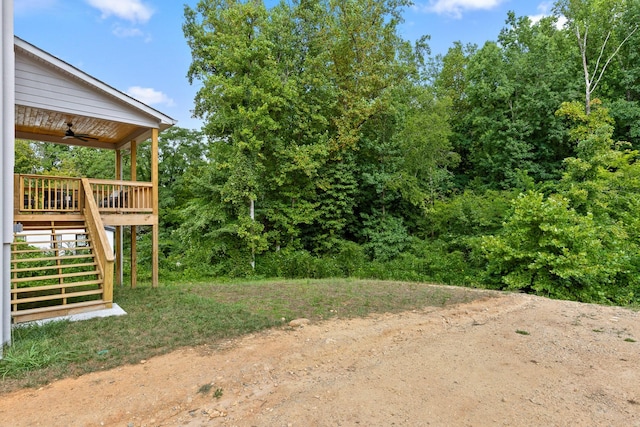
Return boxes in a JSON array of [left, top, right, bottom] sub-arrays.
[[17, 0, 640, 304]]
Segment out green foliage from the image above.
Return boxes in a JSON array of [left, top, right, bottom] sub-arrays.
[[483, 192, 615, 300], [257, 248, 341, 279], [483, 102, 640, 303], [609, 99, 640, 148], [424, 190, 516, 238], [359, 239, 481, 286], [182, 0, 434, 263], [359, 214, 411, 261], [14, 140, 40, 174], [459, 13, 578, 188], [256, 240, 366, 278], [14, 139, 117, 179]]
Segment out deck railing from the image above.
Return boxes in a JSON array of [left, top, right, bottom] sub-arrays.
[[87, 178, 153, 213], [16, 174, 153, 215], [17, 174, 82, 213]]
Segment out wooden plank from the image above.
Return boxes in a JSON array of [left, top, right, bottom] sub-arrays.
[[13, 288, 103, 304], [12, 237, 89, 245], [14, 173, 21, 216], [131, 225, 137, 289], [11, 237, 89, 247], [102, 254, 114, 307], [12, 261, 97, 273], [131, 141, 138, 289], [87, 178, 151, 187], [151, 128, 159, 288], [20, 224, 86, 230], [14, 213, 85, 223], [11, 245, 93, 254], [12, 301, 108, 323], [11, 269, 99, 283], [115, 150, 123, 287], [100, 214, 155, 226], [11, 253, 95, 264], [11, 279, 102, 293], [12, 237, 92, 246]]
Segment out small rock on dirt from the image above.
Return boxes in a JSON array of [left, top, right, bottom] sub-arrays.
[[289, 318, 310, 327]]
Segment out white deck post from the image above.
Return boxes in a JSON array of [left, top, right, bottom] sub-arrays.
[[1, 0, 15, 353]]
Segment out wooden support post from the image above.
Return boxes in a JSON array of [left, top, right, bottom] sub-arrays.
[[115, 149, 123, 286], [151, 128, 159, 288], [130, 141, 137, 288], [13, 174, 19, 216]]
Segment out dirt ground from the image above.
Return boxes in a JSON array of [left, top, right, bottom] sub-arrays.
[[0, 289, 639, 427]]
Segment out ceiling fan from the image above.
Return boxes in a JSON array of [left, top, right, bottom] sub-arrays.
[[62, 122, 98, 142]]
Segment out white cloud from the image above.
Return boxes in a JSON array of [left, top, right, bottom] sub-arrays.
[[528, 3, 567, 29], [529, 2, 552, 24], [416, 0, 506, 18], [112, 26, 144, 38], [556, 15, 568, 29], [126, 86, 175, 107], [85, 0, 154, 24], [529, 13, 545, 25]]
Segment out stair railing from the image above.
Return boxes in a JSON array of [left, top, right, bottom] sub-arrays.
[[81, 178, 114, 307]]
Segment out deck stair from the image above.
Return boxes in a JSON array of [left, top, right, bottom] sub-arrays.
[[11, 219, 109, 323]]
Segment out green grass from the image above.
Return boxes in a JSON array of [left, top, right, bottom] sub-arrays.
[[0, 278, 493, 393]]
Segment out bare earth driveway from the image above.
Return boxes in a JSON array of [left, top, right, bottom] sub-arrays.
[[0, 289, 639, 426]]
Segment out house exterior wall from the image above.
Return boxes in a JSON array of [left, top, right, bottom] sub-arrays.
[[19, 227, 115, 254]]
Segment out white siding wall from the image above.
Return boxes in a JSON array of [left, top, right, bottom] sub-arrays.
[[20, 228, 115, 253], [15, 52, 158, 127]]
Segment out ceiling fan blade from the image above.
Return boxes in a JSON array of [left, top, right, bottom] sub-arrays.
[[78, 135, 99, 140], [63, 123, 99, 141]]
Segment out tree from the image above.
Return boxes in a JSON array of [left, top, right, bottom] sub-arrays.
[[183, 0, 428, 266], [432, 42, 476, 187], [450, 12, 580, 188], [554, 0, 639, 114], [184, 0, 333, 260], [599, 0, 640, 147], [14, 140, 40, 174]]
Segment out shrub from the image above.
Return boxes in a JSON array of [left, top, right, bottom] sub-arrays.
[[482, 191, 640, 303]]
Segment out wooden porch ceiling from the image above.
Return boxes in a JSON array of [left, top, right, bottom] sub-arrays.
[[15, 106, 141, 149]]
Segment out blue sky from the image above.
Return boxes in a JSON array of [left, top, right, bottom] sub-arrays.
[[14, 0, 557, 130]]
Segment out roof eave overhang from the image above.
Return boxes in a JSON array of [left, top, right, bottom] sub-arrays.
[[13, 36, 177, 149]]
